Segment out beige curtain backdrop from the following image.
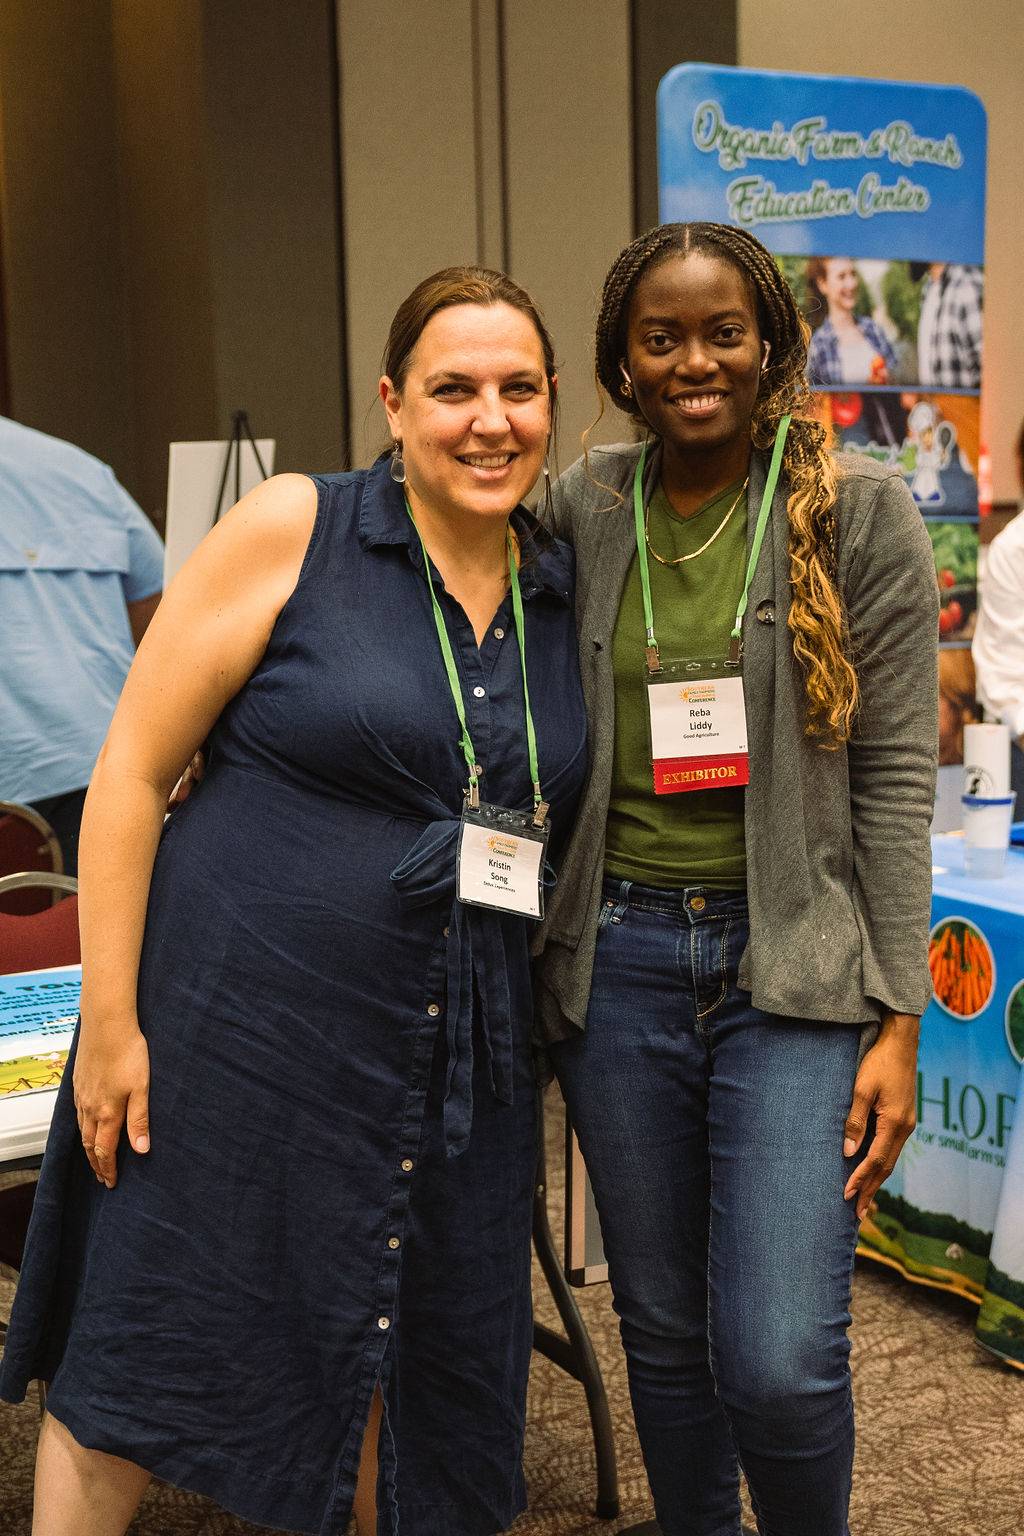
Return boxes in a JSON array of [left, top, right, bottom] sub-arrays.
[[337, 0, 635, 472], [2, 4, 1017, 506], [0, 0, 345, 517]]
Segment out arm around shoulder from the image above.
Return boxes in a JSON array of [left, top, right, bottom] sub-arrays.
[[549, 445, 636, 545]]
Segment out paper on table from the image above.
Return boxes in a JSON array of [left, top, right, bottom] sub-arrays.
[[0, 965, 81, 1098]]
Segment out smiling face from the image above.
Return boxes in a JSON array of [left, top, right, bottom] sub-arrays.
[[817, 257, 858, 316], [623, 251, 763, 460], [380, 302, 552, 522]]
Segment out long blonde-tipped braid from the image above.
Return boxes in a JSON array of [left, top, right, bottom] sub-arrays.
[[595, 223, 860, 745]]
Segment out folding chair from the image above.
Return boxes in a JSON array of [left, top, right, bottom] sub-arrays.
[[0, 801, 63, 916], [0, 874, 79, 972]]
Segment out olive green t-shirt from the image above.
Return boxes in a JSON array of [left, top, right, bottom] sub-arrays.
[[604, 478, 748, 889]]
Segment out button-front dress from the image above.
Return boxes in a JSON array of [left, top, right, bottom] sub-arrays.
[[0, 458, 588, 1536]]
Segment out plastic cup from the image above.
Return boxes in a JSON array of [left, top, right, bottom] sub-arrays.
[[962, 793, 1017, 878]]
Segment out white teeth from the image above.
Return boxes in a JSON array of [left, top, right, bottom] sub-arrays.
[[675, 394, 723, 412], [462, 454, 513, 467]]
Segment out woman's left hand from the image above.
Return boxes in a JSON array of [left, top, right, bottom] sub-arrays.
[[842, 1012, 920, 1221]]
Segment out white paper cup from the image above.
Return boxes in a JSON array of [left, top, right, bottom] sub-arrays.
[[963, 723, 1011, 796], [962, 792, 1017, 878]]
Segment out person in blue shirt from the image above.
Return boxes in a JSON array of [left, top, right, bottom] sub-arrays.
[[0, 416, 164, 873]]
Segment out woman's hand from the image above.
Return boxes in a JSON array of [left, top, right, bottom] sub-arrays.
[[72, 1020, 151, 1189], [842, 1011, 920, 1221], [168, 751, 206, 809]]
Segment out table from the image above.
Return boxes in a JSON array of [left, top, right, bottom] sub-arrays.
[[857, 836, 1024, 1370]]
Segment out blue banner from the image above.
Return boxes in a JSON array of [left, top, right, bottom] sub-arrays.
[[657, 65, 986, 263]]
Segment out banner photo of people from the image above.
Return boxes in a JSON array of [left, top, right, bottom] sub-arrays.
[[658, 65, 986, 777]]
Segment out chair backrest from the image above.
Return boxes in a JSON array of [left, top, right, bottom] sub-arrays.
[[0, 875, 80, 974], [0, 801, 63, 916]]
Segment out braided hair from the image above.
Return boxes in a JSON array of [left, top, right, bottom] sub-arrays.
[[594, 222, 858, 745]]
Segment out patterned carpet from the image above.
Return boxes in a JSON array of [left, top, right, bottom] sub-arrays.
[[2, 1092, 1022, 1535]]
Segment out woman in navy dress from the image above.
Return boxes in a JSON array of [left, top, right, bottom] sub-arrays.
[[1, 268, 587, 1536]]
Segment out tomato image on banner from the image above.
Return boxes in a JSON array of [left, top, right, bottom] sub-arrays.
[[831, 393, 862, 428], [926, 519, 978, 646]]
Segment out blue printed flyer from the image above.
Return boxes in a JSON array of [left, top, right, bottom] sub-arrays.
[[0, 965, 81, 1098]]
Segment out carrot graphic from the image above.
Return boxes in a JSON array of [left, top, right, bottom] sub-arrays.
[[930, 920, 993, 1016]]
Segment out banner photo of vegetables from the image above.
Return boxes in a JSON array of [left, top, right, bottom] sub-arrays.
[[929, 917, 995, 1018], [926, 519, 979, 646], [1006, 981, 1024, 1065]]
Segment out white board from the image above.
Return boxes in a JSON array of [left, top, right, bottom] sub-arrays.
[[164, 437, 275, 586]]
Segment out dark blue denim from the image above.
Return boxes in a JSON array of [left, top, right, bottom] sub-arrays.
[[550, 879, 864, 1536]]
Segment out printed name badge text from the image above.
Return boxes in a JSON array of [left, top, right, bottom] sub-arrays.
[[647, 672, 749, 795], [457, 820, 544, 917]]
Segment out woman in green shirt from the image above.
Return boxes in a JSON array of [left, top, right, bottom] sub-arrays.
[[538, 224, 938, 1536]]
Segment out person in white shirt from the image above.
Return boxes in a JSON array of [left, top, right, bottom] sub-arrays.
[[972, 418, 1024, 802]]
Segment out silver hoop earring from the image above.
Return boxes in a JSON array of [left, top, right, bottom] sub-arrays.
[[542, 456, 554, 519], [390, 441, 406, 484]]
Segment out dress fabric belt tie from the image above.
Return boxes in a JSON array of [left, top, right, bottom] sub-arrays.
[[391, 818, 514, 1158]]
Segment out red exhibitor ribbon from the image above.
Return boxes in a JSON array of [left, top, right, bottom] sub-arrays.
[[653, 754, 751, 795]]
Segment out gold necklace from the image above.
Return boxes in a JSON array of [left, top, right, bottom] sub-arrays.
[[644, 478, 748, 568]]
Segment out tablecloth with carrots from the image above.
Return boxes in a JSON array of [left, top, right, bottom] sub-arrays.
[[857, 836, 1024, 1370]]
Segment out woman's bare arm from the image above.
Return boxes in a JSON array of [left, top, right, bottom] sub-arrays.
[[75, 473, 318, 1186]]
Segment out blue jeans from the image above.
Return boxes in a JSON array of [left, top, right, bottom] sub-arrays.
[[550, 880, 864, 1536]]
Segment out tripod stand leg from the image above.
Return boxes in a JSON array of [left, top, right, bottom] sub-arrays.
[[532, 1090, 619, 1520]]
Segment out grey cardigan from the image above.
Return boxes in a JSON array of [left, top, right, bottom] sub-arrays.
[[531, 441, 939, 1045]]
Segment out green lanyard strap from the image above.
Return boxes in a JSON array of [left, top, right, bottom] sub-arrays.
[[406, 500, 546, 821], [632, 413, 792, 673]]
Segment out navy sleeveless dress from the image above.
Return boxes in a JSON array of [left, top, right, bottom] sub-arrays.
[[0, 458, 588, 1535]]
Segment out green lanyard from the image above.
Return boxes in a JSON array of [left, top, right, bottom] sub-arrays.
[[632, 414, 791, 672], [405, 500, 546, 820]]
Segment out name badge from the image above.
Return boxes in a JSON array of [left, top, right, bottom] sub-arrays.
[[457, 802, 550, 919], [645, 656, 749, 795]]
